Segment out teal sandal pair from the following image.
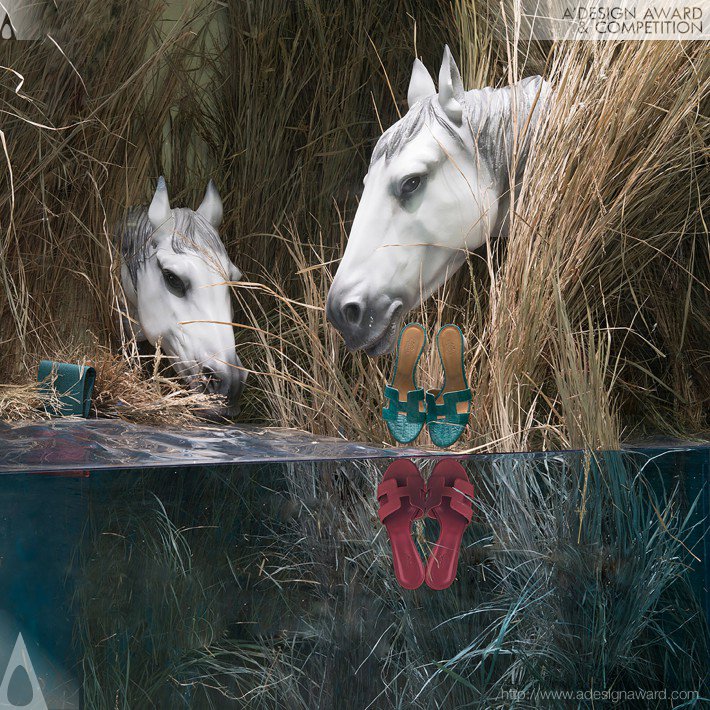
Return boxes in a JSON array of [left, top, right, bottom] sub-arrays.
[[382, 323, 471, 448]]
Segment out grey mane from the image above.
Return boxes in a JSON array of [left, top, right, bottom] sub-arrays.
[[370, 76, 549, 190], [371, 98, 464, 163], [115, 206, 228, 288], [463, 76, 550, 187]]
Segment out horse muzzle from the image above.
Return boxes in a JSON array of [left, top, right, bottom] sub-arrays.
[[325, 287, 404, 356], [192, 358, 247, 419]]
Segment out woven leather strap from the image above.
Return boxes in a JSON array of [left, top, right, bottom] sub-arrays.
[[426, 475, 475, 522], [425, 389, 471, 425], [382, 385, 426, 424], [377, 475, 426, 523]]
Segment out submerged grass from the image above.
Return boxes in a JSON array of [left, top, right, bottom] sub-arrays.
[[73, 452, 709, 707], [77, 487, 305, 708]]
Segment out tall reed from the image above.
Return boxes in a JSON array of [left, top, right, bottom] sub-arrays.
[[1, 1, 707, 449], [229, 35, 708, 450]]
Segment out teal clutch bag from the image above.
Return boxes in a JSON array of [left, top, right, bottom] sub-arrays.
[[37, 360, 96, 418]]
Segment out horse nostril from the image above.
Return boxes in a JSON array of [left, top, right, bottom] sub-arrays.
[[201, 367, 221, 393], [342, 301, 363, 327]]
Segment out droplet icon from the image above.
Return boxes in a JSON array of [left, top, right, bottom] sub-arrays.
[[1, 13, 14, 40], [0, 634, 48, 710], [7, 665, 32, 706]]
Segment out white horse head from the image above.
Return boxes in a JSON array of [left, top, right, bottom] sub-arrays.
[[118, 177, 246, 416], [327, 47, 551, 355]]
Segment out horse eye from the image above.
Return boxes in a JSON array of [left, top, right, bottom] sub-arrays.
[[162, 269, 187, 296], [400, 175, 422, 196]]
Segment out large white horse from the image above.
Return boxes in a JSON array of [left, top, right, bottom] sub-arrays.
[[116, 177, 246, 416], [326, 47, 551, 356]]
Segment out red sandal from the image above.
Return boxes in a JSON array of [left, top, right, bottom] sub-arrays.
[[377, 460, 427, 590], [425, 460, 474, 590]]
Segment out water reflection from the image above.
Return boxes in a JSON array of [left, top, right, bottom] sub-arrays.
[[0, 449, 707, 707]]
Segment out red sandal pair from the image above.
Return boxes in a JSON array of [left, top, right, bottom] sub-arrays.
[[377, 459, 474, 590]]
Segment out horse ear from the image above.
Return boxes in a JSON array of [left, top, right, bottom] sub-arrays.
[[437, 45, 464, 126], [407, 58, 435, 109], [197, 179, 223, 228], [228, 262, 243, 282], [148, 176, 171, 230]]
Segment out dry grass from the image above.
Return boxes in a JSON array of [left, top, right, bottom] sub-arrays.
[[0, 1, 707, 448], [0, 381, 52, 420], [0, 0, 217, 340], [0, 0, 225, 419], [88, 343, 223, 425], [0, 337, 221, 424], [233, 37, 709, 451], [459, 39, 709, 451]]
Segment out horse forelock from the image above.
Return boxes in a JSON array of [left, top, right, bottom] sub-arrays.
[[370, 98, 464, 165], [170, 208, 227, 262], [118, 206, 228, 288], [368, 88, 535, 190]]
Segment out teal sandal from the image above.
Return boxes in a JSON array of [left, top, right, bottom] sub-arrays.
[[426, 325, 471, 448], [383, 323, 427, 444]]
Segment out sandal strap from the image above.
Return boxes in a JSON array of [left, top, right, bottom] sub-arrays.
[[425, 389, 471, 425], [426, 475, 474, 522], [377, 475, 426, 523], [383, 386, 426, 424]]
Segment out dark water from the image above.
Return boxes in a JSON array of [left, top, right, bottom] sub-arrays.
[[0, 436, 707, 708]]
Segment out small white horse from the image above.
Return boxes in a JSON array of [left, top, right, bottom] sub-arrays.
[[116, 177, 246, 415], [327, 47, 551, 355]]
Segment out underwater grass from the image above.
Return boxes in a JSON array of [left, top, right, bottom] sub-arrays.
[[72, 451, 709, 707], [76, 480, 308, 709]]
